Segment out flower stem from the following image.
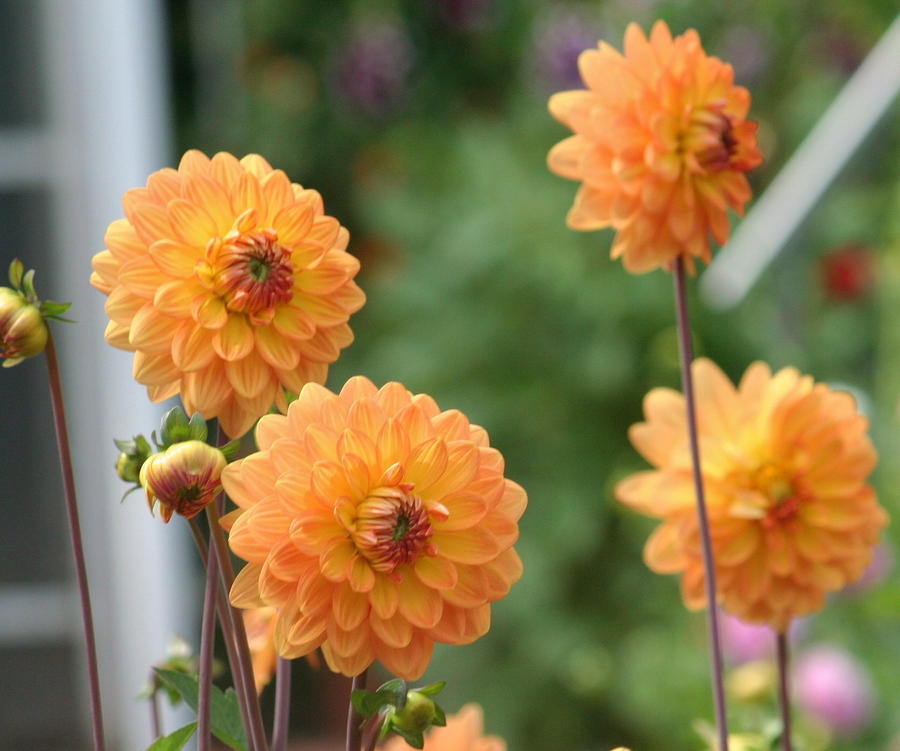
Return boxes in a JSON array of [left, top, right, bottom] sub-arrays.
[[346, 670, 367, 751], [672, 258, 729, 751], [149, 678, 162, 739], [44, 332, 106, 751], [777, 631, 793, 751], [206, 499, 270, 751], [189, 518, 254, 749], [271, 657, 291, 751], [197, 522, 219, 751]]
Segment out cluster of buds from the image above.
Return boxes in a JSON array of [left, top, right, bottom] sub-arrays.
[[0, 259, 70, 367], [115, 407, 240, 523], [351, 678, 447, 749]]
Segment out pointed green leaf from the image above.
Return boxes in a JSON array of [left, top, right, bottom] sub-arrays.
[[431, 704, 446, 727], [415, 681, 445, 697], [154, 668, 248, 751], [21, 268, 37, 300], [144, 722, 197, 751], [114, 438, 135, 452], [160, 407, 191, 446], [40, 300, 72, 317], [220, 439, 242, 462], [391, 725, 425, 749], [188, 412, 208, 441]]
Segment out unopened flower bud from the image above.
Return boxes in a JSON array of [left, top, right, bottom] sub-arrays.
[[140, 440, 226, 522], [0, 288, 48, 367], [391, 690, 437, 737]]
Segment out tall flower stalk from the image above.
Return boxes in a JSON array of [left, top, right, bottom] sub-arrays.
[[672, 260, 729, 751], [776, 633, 793, 751], [271, 657, 292, 751], [346, 671, 368, 751], [45, 332, 106, 751]]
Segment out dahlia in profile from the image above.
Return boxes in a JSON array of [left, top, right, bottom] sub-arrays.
[[222, 376, 526, 679], [380, 703, 506, 751], [616, 359, 886, 631], [140, 439, 226, 522], [547, 21, 762, 273], [91, 150, 365, 438]]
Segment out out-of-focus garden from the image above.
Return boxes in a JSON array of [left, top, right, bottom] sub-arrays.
[[145, 0, 900, 748]]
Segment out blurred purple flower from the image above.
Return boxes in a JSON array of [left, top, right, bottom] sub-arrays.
[[334, 21, 414, 117], [844, 543, 892, 593], [435, 0, 495, 32], [717, 25, 771, 84], [793, 645, 875, 735], [530, 5, 605, 93], [720, 611, 806, 664]]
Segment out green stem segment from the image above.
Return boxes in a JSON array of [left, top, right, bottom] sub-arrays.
[[777, 631, 793, 751], [44, 333, 106, 751], [672, 259, 730, 751], [346, 671, 368, 751]]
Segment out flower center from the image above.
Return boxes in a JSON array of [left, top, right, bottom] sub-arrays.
[[351, 486, 436, 574], [729, 463, 804, 528], [686, 109, 737, 173], [213, 226, 294, 317]]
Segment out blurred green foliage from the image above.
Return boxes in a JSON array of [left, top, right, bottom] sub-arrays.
[[169, 0, 900, 748]]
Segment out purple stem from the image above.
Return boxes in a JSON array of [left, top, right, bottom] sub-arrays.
[[271, 657, 291, 751], [777, 632, 793, 751], [197, 526, 219, 751], [672, 258, 730, 751], [346, 670, 367, 751], [44, 333, 106, 751], [149, 673, 162, 739]]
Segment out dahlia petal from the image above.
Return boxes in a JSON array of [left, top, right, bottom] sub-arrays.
[[230, 563, 265, 608], [178, 149, 212, 175], [404, 438, 449, 494], [426, 603, 466, 643], [254, 323, 301, 370], [423, 442, 480, 499], [547, 90, 596, 133], [495, 479, 527, 521], [305, 424, 340, 464], [119, 255, 169, 299], [104, 320, 132, 349], [255, 414, 292, 451], [105, 285, 144, 324], [321, 636, 375, 677], [715, 524, 760, 566], [482, 548, 524, 600], [396, 404, 433, 449], [264, 539, 310, 581], [259, 170, 294, 223], [396, 574, 443, 629], [210, 151, 244, 190], [432, 490, 488, 532], [414, 555, 458, 590], [547, 135, 588, 181], [171, 321, 217, 371], [182, 173, 234, 235], [104, 218, 146, 264], [154, 279, 206, 317], [124, 193, 175, 247], [213, 314, 255, 361], [146, 381, 181, 402], [259, 569, 298, 603], [274, 471, 312, 516], [272, 202, 315, 248], [129, 305, 181, 354], [346, 555, 376, 595], [681, 564, 707, 609], [431, 526, 501, 566], [292, 290, 356, 328], [231, 171, 266, 219], [369, 611, 413, 649], [439, 564, 488, 608], [272, 305, 316, 341], [90, 253, 118, 293], [287, 612, 328, 646], [342, 452, 371, 498], [319, 539, 356, 582], [369, 574, 400, 619], [340, 375, 379, 403], [346, 397, 386, 442], [239, 153, 273, 177], [693, 358, 740, 437], [644, 523, 687, 573], [182, 359, 232, 417], [224, 349, 271, 399], [337, 428, 378, 471], [462, 603, 492, 643], [332, 580, 370, 630], [326, 618, 370, 658], [230, 511, 278, 564], [377, 630, 433, 681], [167, 198, 219, 249], [431, 409, 471, 442], [294, 253, 360, 295], [375, 418, 411, 470], [192, 294, 228, 329], [310, 460, 354, 504], [133, 351, 180, 385], [296, 574, 333, 616]]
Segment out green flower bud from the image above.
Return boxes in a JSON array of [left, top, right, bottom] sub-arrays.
[[114, 434, 153, 484], [390, 690, 437, 738]]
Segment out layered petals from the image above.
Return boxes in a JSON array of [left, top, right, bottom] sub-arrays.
[[615, 359, 887, 631], [547, 21, 763, 273], [223, 377, 526, 679], [91, 149, 365, 438]]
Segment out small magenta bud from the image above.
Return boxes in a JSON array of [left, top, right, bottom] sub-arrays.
[[140, 440, 226, 522], [0, 288, 48, 367]]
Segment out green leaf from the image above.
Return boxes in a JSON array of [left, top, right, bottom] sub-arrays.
[[21, 268, 36, 300], [431, 704, 446, 727], [40, 300, 72, 317], [144, 723, 197, 751], [8, 258, 24, 289], [391, 725, 425, 749], [220, 439, 242, 462], [415, 681, 445, 697], [160, 407, 191, 446], [154, 668, 249, 751], [188, 412, 208, 441]]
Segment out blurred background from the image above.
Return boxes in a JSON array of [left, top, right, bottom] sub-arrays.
[[1, 0, 899, 749]]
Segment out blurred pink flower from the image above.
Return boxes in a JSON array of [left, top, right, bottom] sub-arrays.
[[720, 611, 806, 664], [843, 543, 892, 593], [793, 645, 875, 735]]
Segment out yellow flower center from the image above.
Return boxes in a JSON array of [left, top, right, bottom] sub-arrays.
[[351, 486, 436, 574], [729, 463, 803, 528], [685, 108, 737, 173], [212, 223, 294, 318]]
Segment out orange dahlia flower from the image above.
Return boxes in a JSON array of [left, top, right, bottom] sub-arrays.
[[222, 376, 526, 679], [243, 606, 278, 694], [616, 359, 887, 631], [547, 21, 763, 273], [380, 703, 506, 751], [90, 150, 365, 438]]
